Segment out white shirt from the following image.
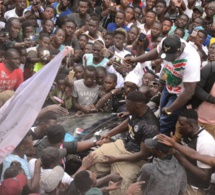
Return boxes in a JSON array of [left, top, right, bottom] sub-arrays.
[[138, 23, 151, 36], [4, 8, 19, 21]]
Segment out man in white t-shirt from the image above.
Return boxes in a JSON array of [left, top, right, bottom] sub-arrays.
[[126, 35, 201, 135], [177, 109, 215, 194]]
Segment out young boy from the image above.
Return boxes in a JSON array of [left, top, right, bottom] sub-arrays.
[[49, 73, 73, 110]]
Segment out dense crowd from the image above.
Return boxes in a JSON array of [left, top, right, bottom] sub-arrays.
[[0, 0, 215, 194]]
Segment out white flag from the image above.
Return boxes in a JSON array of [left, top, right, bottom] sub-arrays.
[[0, 48, 70, 164]]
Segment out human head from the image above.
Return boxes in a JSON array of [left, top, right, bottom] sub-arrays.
[[145, 136, 171, 157], [145, 10, 157, 27], [174, 27, 185, 38], [19, 48, 27, 64], [125, 6, 134, 22], [74, 64, 85, 80], [142, 71, 156, 86], [84, 42, 93, 54], [62, 18, 77, 37], [138, 85, 151, 103], [128, 25, 139, 43], [176, 14, 189, 29], [126, 90, 146, 115], [38, 33, 51, 48], [124, 72, 140, 95], [205, 2, 215, 18], [134, 6, 142, 21], [60, 0, 70, 7], [104, 32, 114, 48], [151, 21, 162, 38], [15, 0, 26, 11], [113, 28, 127, 50], [192, 6, 203, 20], [148, 80, 160, 97], [89, 0, 97, 7], [42, 19, 54, 35], [103, 73, 117, 92], [47, 124, 66, 147], [43, 5, 55, 20], [115, 11, 126, 28], [41, 166, 64, 193], [88, 16, 99, 36], [209, 42, 215, 61], [146, 0, 157, 10], [41, 147, 67, 169], [159, 35, 182, 62], [78, 34, 89, 50], [178, 109, 198, 137], [120, 0, 130, 8], [74, 170, 96, 194], [96, 66, 106, 85], [22, 20, 35, 39], [192, 17, 204, 29], [52, 28, 66, 45], [93, 41, 104, 61], [8, 18, 21, 39], [55, 73, 67, 91], [78, 0, 89, 15], [155, 0, 166, 16], [0, 174, 27, 195], [5, 48, 21, 70], [196, 30, 207, 44], [37, 46, 51, 63], [84, 66, 97, 87], [4, 161, 25, 180], [162, 18, 172, 35]]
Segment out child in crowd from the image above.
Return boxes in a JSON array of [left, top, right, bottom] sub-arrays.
[[49, 73, 73, 110]]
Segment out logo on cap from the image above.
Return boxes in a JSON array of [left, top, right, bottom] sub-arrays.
[[163, 44, 171, 52]]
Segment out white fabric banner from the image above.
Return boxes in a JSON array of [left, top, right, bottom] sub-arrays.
[[0, 48, 69, 164]]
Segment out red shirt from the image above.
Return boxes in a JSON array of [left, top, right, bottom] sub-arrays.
[[0, 63, 23, 92]]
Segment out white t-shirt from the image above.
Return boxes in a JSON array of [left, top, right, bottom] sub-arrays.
[[157, 38, 200, 95], [4, 8, 19, 21], [84, 31, 105, 45], [29, 158, 73, 194], [137, 23, 151, 36]]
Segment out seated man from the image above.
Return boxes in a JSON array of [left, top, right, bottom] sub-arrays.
[[138, 137, 187, 195], [89, 91, 159, 195], [72, 66, 100, 114], [175, 109, 215, 194]]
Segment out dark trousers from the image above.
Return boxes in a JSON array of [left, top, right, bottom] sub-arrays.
[[159, 86, 184, 135]]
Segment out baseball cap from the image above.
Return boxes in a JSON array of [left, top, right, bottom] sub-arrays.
[[193, 6, 203, 14], [114, 28, 127, 38], [0, 174, 27, 195], [159, 35, 181, 62], [125, 71, 141, 87], [41, 147, 67, 167], [145, 136, 171, 154], [47, 124, 66, 144], [40, 166, 64, 193]]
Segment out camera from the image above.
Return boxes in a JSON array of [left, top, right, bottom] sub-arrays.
[[33, 1, 39, 6], [138, 33, 146, 42]]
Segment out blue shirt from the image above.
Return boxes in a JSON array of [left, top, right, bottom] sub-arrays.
[[53, 2, 72, 17], [1, 154, 31, 181], [107, 23, 130, 32], [83, 54, 109, 67]]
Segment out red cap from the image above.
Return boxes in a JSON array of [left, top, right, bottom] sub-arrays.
[[0, 174, 27, 195]]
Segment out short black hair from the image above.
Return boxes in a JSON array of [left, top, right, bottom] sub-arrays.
[[4, 161, 23, 179], [63, 18, 77, 28], [5, 48, 20, 59], [41, 19, 54, 26], [198, 29, 208, 39], [175, 27, 185, 37], [44, 5, 55, 14], [78, 0, 90, 6], [104, 31, 114, 37], [162, 17, 173, 26], [85, 65, 96, 73], [89, 15, 100, 25], [129, 25, 140, 33], [146, 10, 157, 17], [54, 28, 66, 35], [179, 109, 198, 121], [22, 20, 34, 31], [78, 33, 89, 40], [127, 91, 146, 103], [106, 73, 117, 83], [179, 14, 189, 22], [156, 0, 166, 7], [55, 73, 67, 82], [116, 10, 126, 18], [5, 17, 20, 32], [93, 40, 104, 47], [74, 171, 93, 193], [39, 33, 51, 40], [96, 66, 106, 74], [47, 124, 66, 144]]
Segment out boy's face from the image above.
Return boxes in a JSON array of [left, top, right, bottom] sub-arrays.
[[115, 13, 125, 27], [84, 44, 93, 54], [104, 35, 114, 48], [148, 81, 159, 97], [125, 8, 134, 21], [96, 71, 106, 85], [93, 44, 102, 60], [104, 76, 116, 91], [162, 20, 172, 34], [155, 3, 165, 15], [43, 7, 55, 20], [39, 37, 51, 48], [134, 7, 142, 20], [43, 20, 54, 34], [63, 22, 76, 36], [57, 79, 66, 91], [84, 70, 96, 87], [174, 29, 184, 38], [151, 23, 162, 38], [79, 36, 88, 49], [142, 73, 155, 86], [74, 66, 84, 80], [147, 0, 156, 10]]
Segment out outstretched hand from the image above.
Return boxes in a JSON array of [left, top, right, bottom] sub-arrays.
[[126, 181, 145, 195], [156, 132, 175, 147]]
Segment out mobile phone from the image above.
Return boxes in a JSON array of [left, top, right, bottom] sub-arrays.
[[191, 30, 197, 37], [53, 96, 64, 104], [138, 33, 146, 42]]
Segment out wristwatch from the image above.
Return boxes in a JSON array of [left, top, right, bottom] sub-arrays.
[[93, 140, 97, 147]]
